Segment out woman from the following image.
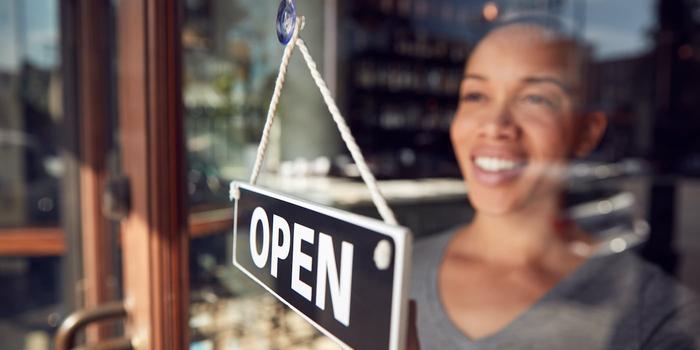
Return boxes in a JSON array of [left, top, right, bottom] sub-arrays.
[[410, 19, 700, 350]]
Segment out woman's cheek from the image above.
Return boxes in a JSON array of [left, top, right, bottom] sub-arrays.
[[450, 115, 474, 152], [521, 115, 572, 160], [530, 132, 567, 162], [450, 109, 477, 138], [450, 115, 475, 174]]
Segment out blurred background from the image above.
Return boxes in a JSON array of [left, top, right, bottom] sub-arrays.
[[1, 0, 700, 349]]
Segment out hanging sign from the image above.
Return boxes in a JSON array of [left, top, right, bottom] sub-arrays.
[[231, 182, 412, 350]]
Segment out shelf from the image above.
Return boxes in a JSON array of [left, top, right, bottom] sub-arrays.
[[0, 228, 66, 256], [352, 49, 468, 66], [348, 7, 485, 38], [350, 87, 459, 103], [256, 175, 467, 207], [189, 207, 234, 239], [0, 210, 237, 256]]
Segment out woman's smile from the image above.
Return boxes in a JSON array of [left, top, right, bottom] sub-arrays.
[[470, 146, 528, 186]]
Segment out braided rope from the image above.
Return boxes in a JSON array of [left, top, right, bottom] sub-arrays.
[[249, 17, 398, 226], [295, 39, 398, 225]]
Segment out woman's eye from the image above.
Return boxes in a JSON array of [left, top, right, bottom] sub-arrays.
[[522, 94, 555, 108], [461, 92, 486, 103]]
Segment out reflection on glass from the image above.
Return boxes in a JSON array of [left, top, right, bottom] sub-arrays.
[[183, 0, 336, 348], [189, 233, 338, 349], [0, 1, 66, 348], [0, 0, 63, 228], [185, 0, 700, 348], [409, 2, 700, 348], [184, 0, 285, 210], [0, 256, 62, 349]]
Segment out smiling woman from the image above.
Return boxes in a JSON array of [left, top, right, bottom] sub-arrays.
[[410, 16, 700, 350], [452, 20, 606, 216]]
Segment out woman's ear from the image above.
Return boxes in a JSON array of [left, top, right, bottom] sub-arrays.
[[574, 111, 608, 158]]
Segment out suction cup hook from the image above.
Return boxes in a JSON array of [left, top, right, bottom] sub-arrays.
[[276, 0, 297, 45]]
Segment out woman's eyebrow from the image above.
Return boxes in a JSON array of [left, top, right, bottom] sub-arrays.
[[522, 76, 572, 94], [462, 73, 486, 81]]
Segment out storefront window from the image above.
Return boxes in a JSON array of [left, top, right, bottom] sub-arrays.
[[0, 0, 63, 228], [184, 0, 700, 348], [0, 0, 66, 348], [0, 0, 698, 348], [183, 0, 340, 348]]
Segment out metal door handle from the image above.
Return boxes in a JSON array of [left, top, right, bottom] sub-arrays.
[[55, 302, 132, 350]]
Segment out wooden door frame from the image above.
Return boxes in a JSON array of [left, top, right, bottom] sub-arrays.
[[117, 0, 189, 349], [74, 0, 116, 341]]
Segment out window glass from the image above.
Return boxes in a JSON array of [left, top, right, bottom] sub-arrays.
[[184, 0, 338, 348], [185, 0, 700, 348], [0, 0, 67, 348], [0, 0, 62, 228]]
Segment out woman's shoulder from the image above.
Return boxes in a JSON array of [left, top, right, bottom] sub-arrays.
[[593, 251, 697, 305], [573, 250, 699, 313], [579, 251, 700, 349]]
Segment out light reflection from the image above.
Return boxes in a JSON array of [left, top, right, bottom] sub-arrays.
[[610, 237, 628, 253], [483, 2, 499, 22]]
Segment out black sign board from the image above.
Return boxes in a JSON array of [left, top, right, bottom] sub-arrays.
[[231, 182, 412, 350]]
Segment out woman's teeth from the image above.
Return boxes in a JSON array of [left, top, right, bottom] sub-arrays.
[[474, 156, 525, 172]]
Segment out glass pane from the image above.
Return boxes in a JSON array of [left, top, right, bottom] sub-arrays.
[[0, 0, 66, 347], [184, 0, 337, 348], [186, 0, 700, 348], [0, 256, 62, 349], [0, 1, 64, 349], [0, 0, 62, 228], [0, 1, 123, 348]]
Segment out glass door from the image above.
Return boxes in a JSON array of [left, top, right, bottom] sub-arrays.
[[1, 1, 193, 349], [0, 0, 124, 348], [181, 1, 340, 349], [0, 1, 78, 348], [3, 1, 365, 349]]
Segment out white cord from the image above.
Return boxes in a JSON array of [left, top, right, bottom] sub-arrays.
[[249, 17, 398, 226], [295, 39, 398, 225]]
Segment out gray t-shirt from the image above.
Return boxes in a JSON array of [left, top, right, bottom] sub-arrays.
[[411, 230, 700, 350]]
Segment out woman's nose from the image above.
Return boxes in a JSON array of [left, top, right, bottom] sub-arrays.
[[477, 105, 520, 140]]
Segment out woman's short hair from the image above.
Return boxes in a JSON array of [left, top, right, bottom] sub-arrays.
[[482, 13, 595, 112]]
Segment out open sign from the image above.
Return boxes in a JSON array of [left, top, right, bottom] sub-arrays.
[[231, 182, 412, 350]]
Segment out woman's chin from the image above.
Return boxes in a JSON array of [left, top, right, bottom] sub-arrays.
[[468, 193, 521, 216]]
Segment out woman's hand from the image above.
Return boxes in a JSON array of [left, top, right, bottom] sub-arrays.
[[407, 300, 421, 350]]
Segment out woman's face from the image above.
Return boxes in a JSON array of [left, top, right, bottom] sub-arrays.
[[451, 25, 593, 215]]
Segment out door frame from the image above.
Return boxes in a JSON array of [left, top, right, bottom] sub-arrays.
[[74, 0, 115, 341], [116, 0, 189, 349]]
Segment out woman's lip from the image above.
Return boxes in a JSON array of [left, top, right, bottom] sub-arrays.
[[470, 146, 527, 161]]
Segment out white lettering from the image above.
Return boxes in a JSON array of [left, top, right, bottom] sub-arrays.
[[315, 232, 354, 326], [249, 207, 270, 269], [270, 215, 291, 278], [245, 210, 356, 326], [291, 223, 314, 301]]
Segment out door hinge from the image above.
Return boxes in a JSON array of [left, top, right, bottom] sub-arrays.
[[103, 175, 131, 220]]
